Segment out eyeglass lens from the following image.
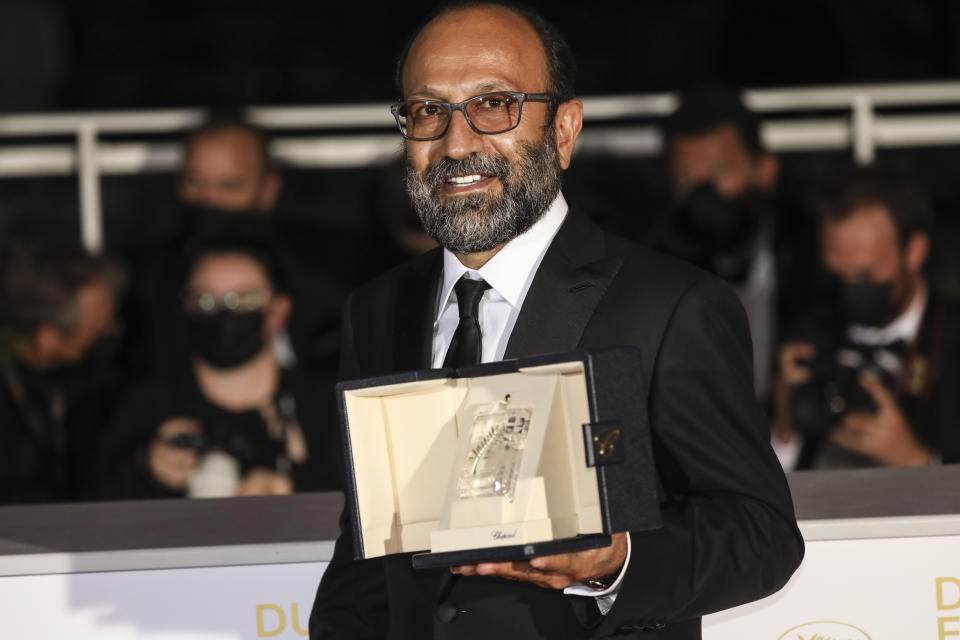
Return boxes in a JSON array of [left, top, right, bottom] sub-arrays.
[[398, 93, 522, 139], [185, 290, 268, 313]]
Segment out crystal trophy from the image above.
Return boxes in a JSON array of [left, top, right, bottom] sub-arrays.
[[457, 395, 531, 502]]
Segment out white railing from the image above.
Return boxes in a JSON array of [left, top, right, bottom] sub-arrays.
[[4, 81, 960, 252]]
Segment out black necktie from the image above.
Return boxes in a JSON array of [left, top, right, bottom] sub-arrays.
[[443, 276, 490, 367]]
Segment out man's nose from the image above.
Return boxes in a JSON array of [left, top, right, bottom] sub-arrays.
[[439, 109, 484, 160]]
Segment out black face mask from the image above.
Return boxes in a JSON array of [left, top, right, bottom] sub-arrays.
[[674, 183, 764, 254], [177, 204, 278, 244], [841, 281, 903, 327], [184, 310, 265, 369]]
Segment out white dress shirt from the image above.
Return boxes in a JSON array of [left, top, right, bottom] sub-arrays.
[[431, 192, 630, 613], [432, 192, 567, 367], [731, 237, 777, 400]]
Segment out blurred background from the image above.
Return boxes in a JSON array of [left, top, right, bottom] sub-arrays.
[[4, 0, 960, 505], [5, 0, 960, 260]]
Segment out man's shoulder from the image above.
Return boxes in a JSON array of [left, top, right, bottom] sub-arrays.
[[928, 290, 960, 344], [347, 247, 442, 305], [600, 225, 731, 305]]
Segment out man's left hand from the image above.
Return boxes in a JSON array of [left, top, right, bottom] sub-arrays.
[[829, 372, 932, 466], [450, 532, 627, 590]]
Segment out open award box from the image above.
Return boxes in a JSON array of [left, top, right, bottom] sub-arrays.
[[336, 347, 661, 569]]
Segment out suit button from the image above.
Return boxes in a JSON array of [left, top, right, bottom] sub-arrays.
[[436, 602, 459, 623]]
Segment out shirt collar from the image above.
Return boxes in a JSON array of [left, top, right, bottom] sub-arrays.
[[848, 281, 928, 346], [437, 192, 569, 317]]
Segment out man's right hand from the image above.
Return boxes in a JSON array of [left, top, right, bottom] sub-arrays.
[[148, 418, 202, 490], [772, 341, 816, 440]]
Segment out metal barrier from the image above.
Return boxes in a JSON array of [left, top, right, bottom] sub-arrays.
[[4, 81, 960, 252]]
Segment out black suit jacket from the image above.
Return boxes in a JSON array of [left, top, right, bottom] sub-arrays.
[[310, 212, 804, 639]]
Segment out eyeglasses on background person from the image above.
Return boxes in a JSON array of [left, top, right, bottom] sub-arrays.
[[182, 289, 272, 314]]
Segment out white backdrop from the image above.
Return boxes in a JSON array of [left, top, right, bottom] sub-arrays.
[[703, 535, 960, 639], [0, 562, 327, 640], [2, 534, 959, 639]]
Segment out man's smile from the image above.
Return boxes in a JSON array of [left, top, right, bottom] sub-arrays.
[[442, 173, 497, 194]]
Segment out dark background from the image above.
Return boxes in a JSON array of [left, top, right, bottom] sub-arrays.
[[3, 0, 960, 111], [3, 0, 960, 290]]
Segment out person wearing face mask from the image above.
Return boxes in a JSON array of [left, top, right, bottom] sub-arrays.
[[651, 87, 819, 402], [0, 236, 125, 504], [119, 116, 353, 384], [100, 227, 342, 499], [772, 166, 960, 469]]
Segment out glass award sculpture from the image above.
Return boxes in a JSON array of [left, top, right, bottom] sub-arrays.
[[457, 395, 531, 502]]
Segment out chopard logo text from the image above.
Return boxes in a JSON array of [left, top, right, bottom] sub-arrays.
[[492, 529, 517, 540]]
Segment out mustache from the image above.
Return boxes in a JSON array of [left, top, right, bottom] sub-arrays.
[[421, 153, 511, 190]]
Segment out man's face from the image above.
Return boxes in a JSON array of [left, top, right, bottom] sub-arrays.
[[179, 128, 279, 213], [821, 204, 925, 317], [668, 124, 774, 198], [53, 282, 118, 365], [400, 7, 580, 254]]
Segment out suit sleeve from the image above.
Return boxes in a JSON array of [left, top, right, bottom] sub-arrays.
[[309, 293, 390, 639], [597, 277, 804, 634]]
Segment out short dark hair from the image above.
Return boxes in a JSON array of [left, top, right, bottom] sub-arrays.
[[182, 113, 274, 174], [394, 2, 576, 113], [664, 86, 764, 156], [0, 236, 124, 335], [179, 217, 291, 295], [816, 165, 933, 245]]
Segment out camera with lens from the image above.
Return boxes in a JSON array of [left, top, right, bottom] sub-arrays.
[[163, 411, 271, 459], [790, 340, 902, 438], [163, 413, 275, 498]]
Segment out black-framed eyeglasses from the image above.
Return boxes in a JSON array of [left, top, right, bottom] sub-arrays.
[[390, 91, 555, 141]]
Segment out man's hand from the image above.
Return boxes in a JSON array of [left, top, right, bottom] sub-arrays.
[[237, 468, 294, 496], [450, 532, 627, 590], [830, 372, 932, 466], [148, 418, 202, 490], [772, 341, 816, 441]]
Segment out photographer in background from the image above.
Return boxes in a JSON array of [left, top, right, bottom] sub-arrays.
[[654, 87, 817, 400], [773, 166, 960, 469], [0, 237, 124, 504], [101, 225, 342, 499]]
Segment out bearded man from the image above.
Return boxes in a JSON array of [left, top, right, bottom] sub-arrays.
[[309, 3, 803, 639]]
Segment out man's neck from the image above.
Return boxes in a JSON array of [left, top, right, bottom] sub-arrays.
[[193, 348, 279, 411], [454, 243, 507, 270]]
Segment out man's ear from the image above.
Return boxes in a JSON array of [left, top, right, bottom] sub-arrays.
[[32, 324, 64, 363], [258, 171, 283, 213], [266, 294, 292, 333], [553, 99, 583, 170], [905, 231, 930, 273], [754, 152, 780, 192]]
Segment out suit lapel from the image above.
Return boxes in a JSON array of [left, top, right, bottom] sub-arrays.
[[393, 249, 443, 371], [505, 212, 622, 359]]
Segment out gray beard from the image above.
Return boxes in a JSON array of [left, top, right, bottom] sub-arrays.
[[403, 128, 563, 254]]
